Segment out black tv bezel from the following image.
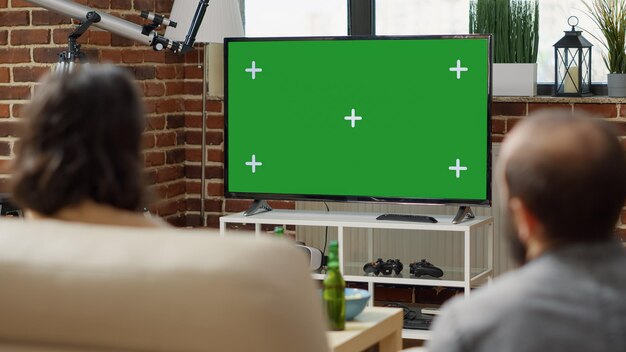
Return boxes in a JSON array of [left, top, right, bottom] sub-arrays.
[[224, 34, 493, 207]]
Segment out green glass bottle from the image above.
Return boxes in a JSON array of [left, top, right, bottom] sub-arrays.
[[323, 240, 345, 330], [274, 226, 284, 237]]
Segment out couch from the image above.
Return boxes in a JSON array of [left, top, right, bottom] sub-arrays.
[[0, 218, 330, 352]]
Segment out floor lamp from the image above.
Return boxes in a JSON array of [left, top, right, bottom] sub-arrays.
[[166, 0, 244, 226]]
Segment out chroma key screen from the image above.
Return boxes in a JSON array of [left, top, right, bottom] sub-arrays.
[[225, 36, 491, 205]]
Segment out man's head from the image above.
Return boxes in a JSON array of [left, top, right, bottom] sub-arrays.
[[498, 109, 626, 263]]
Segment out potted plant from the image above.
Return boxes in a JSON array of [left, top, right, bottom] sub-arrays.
[[470, 0, 539, 96], [584, 0, 626, 97]]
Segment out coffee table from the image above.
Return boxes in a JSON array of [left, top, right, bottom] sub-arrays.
[[327, 307, 403, 352]]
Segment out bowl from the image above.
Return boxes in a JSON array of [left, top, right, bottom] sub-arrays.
[[345, 288, 370, 320]]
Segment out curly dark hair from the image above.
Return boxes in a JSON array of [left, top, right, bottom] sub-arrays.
[[11, 65, 148, 215]]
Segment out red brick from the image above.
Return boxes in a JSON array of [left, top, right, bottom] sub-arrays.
[[11, 29, 49, 45], [156, 199, 179, 217], [186, 180, 201, 194], [122, 50, 144, 63], [33, 47, 61, 63], [165, 181, 185, 198], [144, 82, 165, 97], [185, 131, 223, 146], [166, 114, 184, 129], [492, 134, 505, 143], [88, 30, 111, 45], [146, 116, 165, 130], [0, 67, 9, 83], [12, 104, 24, 118], [506, 117, 522, 133], [267, 200, 296, 210], [225, 199, 252, 212], [31, 10, 71, 25], [155, 131, 177, 147], [574, 103, 617, 118], [0, 141, 10, 156], [0, 30, 8, 45], [12, 66, 49, 82], [87, 0, 111, 9], [207, 100, 222, 112], [165, 148, 184, 164], [0, 48, 30, 63], [206, 115, 224, 129], [184, 81, 202, 95], [186, 148, 202, 162], [10, 0, 32, 8], [165, 81, 184, 95], [134, 0, 156, 11], [155, 0, 173, 13], [155, 165, 183, 183], [184, 99, 202, 112], [111, 34, 135, 47], [184, 115, 202, 128], [101, 49, 123, 63], [0, 178, 9, 193], [184, 65, 203, 79], [0, 104, 9, 118], [528, 103, 572, 114], [142, 133, 155, 149], [492, 102, 526, 116], [0, 121, 20, 137], [0, 10, 29, 26], [143, 50, 165, 63], [0, 158, 11, 173], [186, 198, 223, 213], [0, 86, 30, 100], [133, 66, 156, 80], [185, 165, 223, 180], [491, 118, 505, 134], [156, 66, 181, 79], [155, 99, 180, 113], [0, 0, 6, 7], [144, 151, 165, 167], [206, 182, 224, 197], [111, 0, 132, 9]]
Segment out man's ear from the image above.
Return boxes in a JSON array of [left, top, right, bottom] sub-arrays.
[[509, 197, 540, 244]]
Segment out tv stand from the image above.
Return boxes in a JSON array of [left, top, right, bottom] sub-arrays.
[[452, 206, 475, 224], [243, 199, 273, 216]]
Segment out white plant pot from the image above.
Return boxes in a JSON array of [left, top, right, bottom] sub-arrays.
[[493, 63, 537, 96]]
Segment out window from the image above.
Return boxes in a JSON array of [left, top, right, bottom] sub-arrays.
[[376, 0, 609, 83], [243, 0, 347, 37]]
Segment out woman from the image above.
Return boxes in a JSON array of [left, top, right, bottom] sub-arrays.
[[11, 65, 165, 227]]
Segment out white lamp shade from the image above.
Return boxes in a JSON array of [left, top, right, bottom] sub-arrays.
[[165, 0, 244, 43]]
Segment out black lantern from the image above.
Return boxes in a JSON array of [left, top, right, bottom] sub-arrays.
[[554, 16, 593, 96]]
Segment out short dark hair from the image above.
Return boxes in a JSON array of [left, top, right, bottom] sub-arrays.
[[504, 110, 626, 243], [11, 65, 147, 215]]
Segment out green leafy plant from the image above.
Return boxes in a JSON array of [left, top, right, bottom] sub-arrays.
[[583, 0, 626, 74], [469, 0, 539, 63]]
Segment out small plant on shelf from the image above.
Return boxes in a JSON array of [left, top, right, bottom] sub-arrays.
[[583, 0, 626, 74], [469, 0, 539, 64]]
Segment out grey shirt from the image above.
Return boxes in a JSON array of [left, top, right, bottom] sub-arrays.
[[426, 241, 626, 352]]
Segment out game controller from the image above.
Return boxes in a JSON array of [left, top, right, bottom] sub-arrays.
[[363, 258, 403, 276], [409, 259, 444, 278]]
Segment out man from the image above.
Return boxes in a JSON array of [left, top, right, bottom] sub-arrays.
[[427, 110, 626, 352]]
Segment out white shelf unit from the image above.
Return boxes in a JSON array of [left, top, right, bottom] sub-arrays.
[[219, 210, 494, 340]]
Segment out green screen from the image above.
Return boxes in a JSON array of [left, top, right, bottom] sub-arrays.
[[226, 37, 490, 203]]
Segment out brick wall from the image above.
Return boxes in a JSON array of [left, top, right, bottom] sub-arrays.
[[0, 0, 194, 225], [492, 100, 626, 240]]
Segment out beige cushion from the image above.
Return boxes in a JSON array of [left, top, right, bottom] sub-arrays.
[[0, 218, 329, 352]]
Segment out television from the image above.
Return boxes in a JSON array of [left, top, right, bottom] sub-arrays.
[[225, 35, 492, 216]]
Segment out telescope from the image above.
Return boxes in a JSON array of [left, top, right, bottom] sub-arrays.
[[24, 0, 211, 72]]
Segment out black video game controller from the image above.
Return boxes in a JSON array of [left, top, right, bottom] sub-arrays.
[[363, 258, 403, 276], [409, 259, 444, 278]]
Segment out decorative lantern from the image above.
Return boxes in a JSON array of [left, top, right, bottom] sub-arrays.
[[554, 16, 593, 96]]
